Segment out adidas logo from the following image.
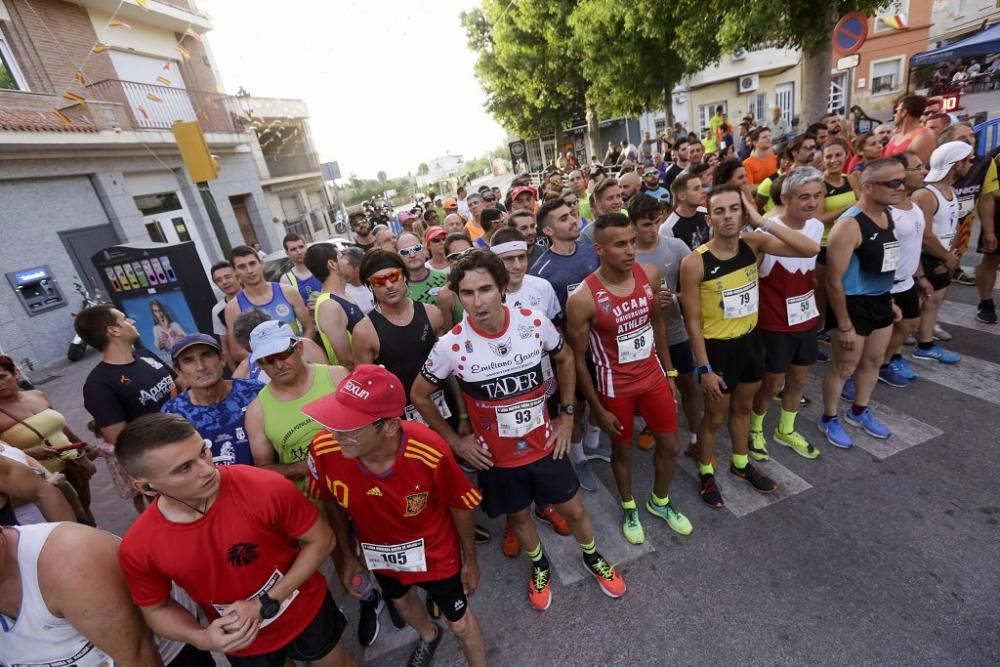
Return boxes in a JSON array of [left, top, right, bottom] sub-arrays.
[[366, 487, 383, 496]]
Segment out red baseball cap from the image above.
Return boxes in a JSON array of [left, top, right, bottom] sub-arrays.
[[301, 365, 406, 431], [510, 185, 537, 201], [424, 226, 447, 242]]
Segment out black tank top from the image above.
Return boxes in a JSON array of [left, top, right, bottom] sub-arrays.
[[0, 500, 18, 525], [854, 208, 897, 276], [370, 302, 436, 392]]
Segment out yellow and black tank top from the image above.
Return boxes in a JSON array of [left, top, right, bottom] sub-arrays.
[[697, 238, 759, 340]]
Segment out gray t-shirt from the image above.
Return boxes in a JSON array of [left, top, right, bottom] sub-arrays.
[[636, 236, 691, 345]]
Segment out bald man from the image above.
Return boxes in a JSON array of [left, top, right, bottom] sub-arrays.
[[443, 213, 466, 234], [619, 171, 641, 202]]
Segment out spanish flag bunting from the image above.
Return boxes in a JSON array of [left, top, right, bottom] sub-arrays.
[[175, 44, 190, 60], [73, 71, 86, 85], [162, 61, 171, 71], [184, 28, 202, 42], [215, 84, 224, 94], [62, 91, 86, 105], [880, 14, 907, 30], [156, 75, 171, 86], [137, 105, 149, 119], [108, 19, 131, 29], [52, 108, 72, 124], [92, 43, 110, 53], [136, 0, 148, 8], [147, 92, 163, 103]]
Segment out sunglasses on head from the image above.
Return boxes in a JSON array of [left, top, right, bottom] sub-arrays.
[[398, 243, 423, 257], [258, 341, 299, 366], [447, 247, 476, 262], [368, 268, 404, 288]]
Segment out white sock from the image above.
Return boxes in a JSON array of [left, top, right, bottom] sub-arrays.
[[689, 432, 698, 445], [570, 440, 586, 463], [584, 424, 601, 450]]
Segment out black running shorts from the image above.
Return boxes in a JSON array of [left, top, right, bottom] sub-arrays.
[[478, 453, 579, 518], [374, 571, 468, 623], [703, 330, 764, 393], [826, 293, 894, 337], [760, 329, 819, 374], [892, 283, 921, 320], [226, 591, 346, 667]]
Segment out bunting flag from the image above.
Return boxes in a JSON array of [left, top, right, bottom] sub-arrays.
[[62, 91, 86, 105], [146, 92, 163, 102], [108, 19, 131, 29], [162, 61, 171, 71], [175, 44, 190, 60], [156, 75, 171, 86], [184, 28, 202, 42], [73, 71, 86, 85], [92, 43, 109, 53], [880, 14, 907, 30], [136, 0, 148, 8], [52, 108, 72, 124], [215, 84, 224, 94], [137, 105, 149, 119]]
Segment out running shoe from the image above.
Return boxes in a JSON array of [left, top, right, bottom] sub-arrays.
[[773, 429, 820, 459], [912, 344, 960, 364], [816, 350, 830, 363], [575, 459, 601, 492], [933, 324, 952, 342], [889, 357, 918, 381], [583, 440, 612, 463], [474, 524, 491, 544], [840, 377, 856, 402], [621, 507, 644, 544], [878, 364, 911, 388], [388, 598, 406, 630], [844, 408, 892, 439], [584, 554, 626, 598], [953, 269, 976, 286], [426, 593, 441, 621], [977, 301, 997, 324], [645, 499, 693, 536], [817, 330, 831, 343], [501, 520, 521, 558], [407, 624, 443, 667], [748, 429, 769, 462], [536, 505, 571, 536], [528, 562, 552, 611], [817, 416, 853, 449], [699, 473, 724, 509], [728, 462, 776, 494], [358, 589, 384, 647], [904, 334, 916, 346], [637, 426, 654, 451]]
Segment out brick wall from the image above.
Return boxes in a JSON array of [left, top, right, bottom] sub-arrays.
[[1, 0, 116, 99]]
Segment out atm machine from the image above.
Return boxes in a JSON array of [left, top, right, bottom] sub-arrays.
[[91, 241, 216, 363], [5, 265, 67, 316]]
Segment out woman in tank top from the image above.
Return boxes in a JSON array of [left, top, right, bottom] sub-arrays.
[[817, 139, 861, 329]]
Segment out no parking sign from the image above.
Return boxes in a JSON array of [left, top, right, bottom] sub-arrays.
[[834, 12, 869, 56]]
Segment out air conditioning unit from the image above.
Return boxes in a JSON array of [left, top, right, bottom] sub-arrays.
[[732, 48, 747, 61], [738, 73, 760, 94]]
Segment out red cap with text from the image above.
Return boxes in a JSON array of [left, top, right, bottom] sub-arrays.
[[301, 364, 406, 431]]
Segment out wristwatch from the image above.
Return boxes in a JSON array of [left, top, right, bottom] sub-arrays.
[[696, 364, 713, 377], [559, 403, 576, 416], [258, 592, 280, 620], [665, 368, 679, 378]]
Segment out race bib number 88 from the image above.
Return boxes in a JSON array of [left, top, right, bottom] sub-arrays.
[[617, 324, 653, 363]]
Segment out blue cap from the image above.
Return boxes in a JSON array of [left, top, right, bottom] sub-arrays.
[[170, 333, 220, 360]]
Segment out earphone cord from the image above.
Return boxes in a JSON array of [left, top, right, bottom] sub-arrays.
[[152, 489, 208, 516]]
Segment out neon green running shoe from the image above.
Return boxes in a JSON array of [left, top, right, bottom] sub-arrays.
[[621, 507, 644, 544], [645, 499, 693, 536], [748, 429, 769, 461], [773, 428, 820, 459]]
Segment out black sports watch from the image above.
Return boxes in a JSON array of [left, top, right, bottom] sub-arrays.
[[559, 403, 576, 416], [258, 592, 280, 620], [696, 364, 714, 377]]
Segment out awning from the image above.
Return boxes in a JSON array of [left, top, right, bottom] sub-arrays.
[[910, 23, 1000, 68]]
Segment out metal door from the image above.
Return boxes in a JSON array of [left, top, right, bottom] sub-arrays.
[[59, 224, 122, 294]]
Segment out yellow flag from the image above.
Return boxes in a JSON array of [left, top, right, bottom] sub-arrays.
[[62, 91, 86, 105], [175, 44, 190, 60], [52, 108, 72, 124]]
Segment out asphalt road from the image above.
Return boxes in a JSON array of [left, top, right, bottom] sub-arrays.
[[40, 281, 999, 667]]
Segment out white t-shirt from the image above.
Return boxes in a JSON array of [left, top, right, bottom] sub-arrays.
[[506, 274, 561, 321], [211, 299, 228, 336], [344, 282, 375, 314], [888, 203, 926, 294]]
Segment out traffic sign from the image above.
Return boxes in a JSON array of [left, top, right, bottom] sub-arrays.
[[837, 54, 860, 70], [833, 12, 869, 56]]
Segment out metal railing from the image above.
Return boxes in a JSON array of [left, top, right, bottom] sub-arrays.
[[264, 152, 321, 178], [975, 117, 1000, 155], [86, 79, 240, 134]]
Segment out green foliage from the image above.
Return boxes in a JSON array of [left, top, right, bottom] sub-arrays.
[[341, 175, 415, 207], [570, 0, 702, 119], [461, 0, 586, 138]]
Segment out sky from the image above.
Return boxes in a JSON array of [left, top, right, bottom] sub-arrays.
[[199, 0, 507, 180]]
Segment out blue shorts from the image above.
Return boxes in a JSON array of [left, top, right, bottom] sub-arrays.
[[669, 339, 695, 375]]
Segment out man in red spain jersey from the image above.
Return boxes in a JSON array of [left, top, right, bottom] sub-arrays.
[[411, 249, 626, 611], [566, 212, 692, 545], [115, 413, 354, 667], [303, 365, 487, 667]]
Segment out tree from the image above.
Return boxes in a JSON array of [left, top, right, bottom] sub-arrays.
[[377, 170, 387, 183], [417, 163, 430, 176], [570, 1, 702, 128], [672, 0, 892, 126], [461, 0, 588, 154]]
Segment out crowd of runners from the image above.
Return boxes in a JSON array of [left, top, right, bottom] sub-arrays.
[[0, 91, 996, 667]]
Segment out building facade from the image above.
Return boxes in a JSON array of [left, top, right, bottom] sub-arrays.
[[0, 0, 327, 368]]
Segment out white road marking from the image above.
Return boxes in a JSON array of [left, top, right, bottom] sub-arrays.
[[936, 300, 1000, 336]]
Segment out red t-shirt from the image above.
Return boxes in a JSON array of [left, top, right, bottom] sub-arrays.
[[583, 264, 665, 398], [307, 421, 480, 585], [118, 465, 326, 657], [420, 307, 563, 468], [757, 217, 825, 332]]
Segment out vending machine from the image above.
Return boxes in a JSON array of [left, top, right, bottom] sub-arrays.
[[91, 241, 216, 363]]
